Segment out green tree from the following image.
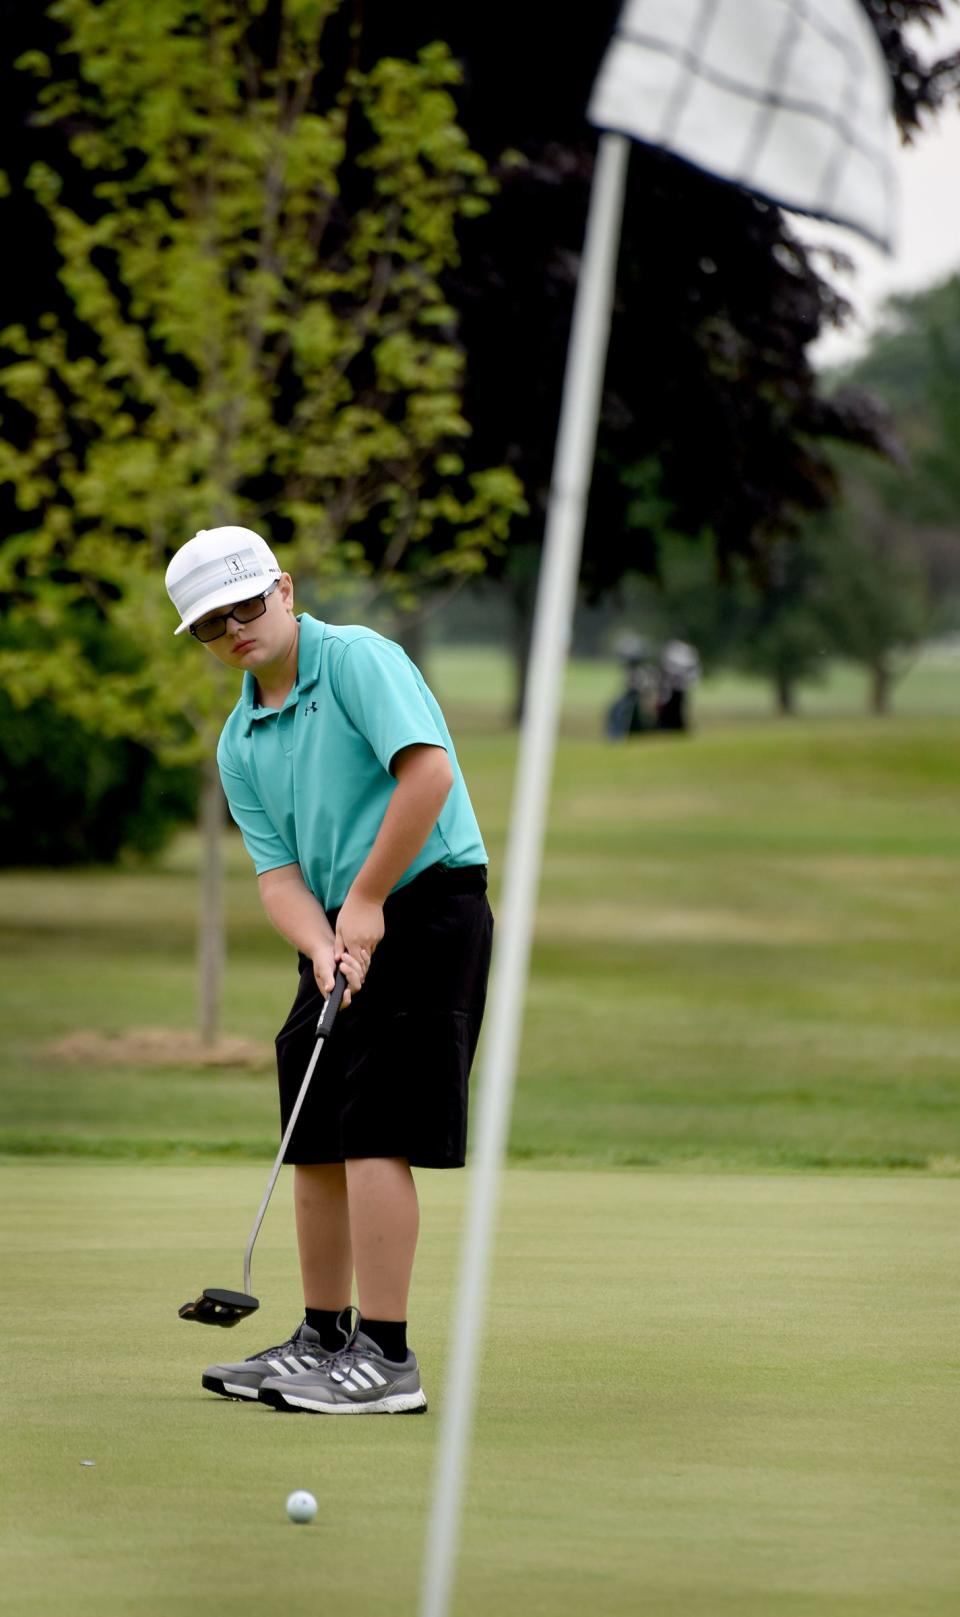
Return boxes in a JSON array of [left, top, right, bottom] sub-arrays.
[[617, 458, 929, 716], [617, 461, 821, 714], [359, 0, 959, 673], [0, 0, 523, 1041], [837, 277, 960, 420], [828, 274, 960, 657], [814, 500, 928, 715], [833, 277, 960, 534]]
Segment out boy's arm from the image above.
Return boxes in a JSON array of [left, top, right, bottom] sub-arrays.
[[335, 743, 453, 961], [258, 864, 363, 1003]]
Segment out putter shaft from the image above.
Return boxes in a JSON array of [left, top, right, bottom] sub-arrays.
[[242, 970, 347, 1296]]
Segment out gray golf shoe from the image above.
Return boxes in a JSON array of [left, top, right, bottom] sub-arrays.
[[258, 1326, 427, 1415], [202, 1320, 331, 1402]]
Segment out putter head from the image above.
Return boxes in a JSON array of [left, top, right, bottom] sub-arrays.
[[178, 1287, 260, 1328]]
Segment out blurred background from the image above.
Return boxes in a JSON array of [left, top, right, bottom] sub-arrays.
[[0, 0, 958, 1174]]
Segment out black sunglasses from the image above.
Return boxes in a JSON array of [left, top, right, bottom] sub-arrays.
[[190, 580, 279, 643]]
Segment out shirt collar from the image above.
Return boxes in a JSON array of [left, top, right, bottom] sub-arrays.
[[239, 613, 326, 736], [295, 612, 325, 694]]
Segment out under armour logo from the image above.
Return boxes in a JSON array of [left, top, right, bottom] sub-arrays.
[[304, 701, 318, 714]]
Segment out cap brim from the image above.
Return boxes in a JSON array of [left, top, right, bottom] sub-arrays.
[[173, 571, 280, 636]]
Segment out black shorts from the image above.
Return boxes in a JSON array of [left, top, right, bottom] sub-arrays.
[[275, 865, 493, 1168]]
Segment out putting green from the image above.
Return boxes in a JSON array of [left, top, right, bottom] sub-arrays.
[[3, 1162, 957, 1616]]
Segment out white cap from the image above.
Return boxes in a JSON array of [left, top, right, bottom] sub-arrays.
[[165, 526, 282, 635]]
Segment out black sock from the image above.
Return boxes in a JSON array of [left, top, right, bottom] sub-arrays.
[[359, 1317, 407, 1362], [304, 1307, 349, 1352]]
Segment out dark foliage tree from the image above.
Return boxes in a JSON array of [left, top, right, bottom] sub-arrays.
[[4, 1, 957, 562], [2, 0, 957, 731], [350, 1, 959, 709], [0, 693, 197, 865]]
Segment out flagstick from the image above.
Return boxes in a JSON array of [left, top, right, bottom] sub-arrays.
[[419, 131, 630, 1617]]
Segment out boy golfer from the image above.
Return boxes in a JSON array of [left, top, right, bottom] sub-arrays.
[[166, 525, 493, 1414]]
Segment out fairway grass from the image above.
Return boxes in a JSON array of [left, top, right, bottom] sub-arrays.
[[1, 706, 958, 1172], [2, 1162, 958, 1617], [426, 643, 960, 733]]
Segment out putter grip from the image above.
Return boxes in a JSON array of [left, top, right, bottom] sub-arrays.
[[316, 968, 348, 1037]]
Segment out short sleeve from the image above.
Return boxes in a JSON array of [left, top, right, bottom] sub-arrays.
[[334, 636, 446, 775], [217, 738, 296, 875]]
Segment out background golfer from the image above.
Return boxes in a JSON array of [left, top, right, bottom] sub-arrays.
[[165, 524, 494, 1414]]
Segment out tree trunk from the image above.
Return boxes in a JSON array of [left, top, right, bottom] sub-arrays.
[[869, 661, 892, 715], [391, 607, 428, 676], [775, 671, 796, 715], [198, 758, 225, 1049], [509, 574, 535, 727]]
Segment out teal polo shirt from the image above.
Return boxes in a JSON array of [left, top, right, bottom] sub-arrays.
[[216, 614, 488, 912]]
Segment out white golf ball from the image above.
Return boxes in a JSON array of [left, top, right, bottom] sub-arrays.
[[286, 1489, 317, 1525]]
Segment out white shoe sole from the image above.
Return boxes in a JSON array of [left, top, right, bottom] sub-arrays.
[[202, 1373, 264, 1400], [278, 1388, 428, 1415]]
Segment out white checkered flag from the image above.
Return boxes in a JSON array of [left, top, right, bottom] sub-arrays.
[[420, 7, 896, 1615], [591, 0, 896, 251]]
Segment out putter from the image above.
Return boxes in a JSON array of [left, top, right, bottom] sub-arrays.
[[178, 968, 348, 1328]]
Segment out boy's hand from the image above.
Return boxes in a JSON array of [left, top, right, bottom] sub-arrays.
[[312, 944, 363, 1009], [334, 892, 385, 984]]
